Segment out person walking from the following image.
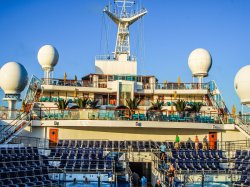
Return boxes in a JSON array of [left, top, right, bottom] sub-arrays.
[[174, 134, 180, 149], [195, 135, 199, 151], [160, 143, 166, 161], [187, 137, 193, 149], [202, 135, 208, 150], [167, 164, 176, 187]]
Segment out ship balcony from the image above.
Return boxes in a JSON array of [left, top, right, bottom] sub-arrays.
[[40, 79, 210, 97], [42, 79, 107, 88], [41, 79, 113, 93], [137, 83, 209, 95], [30, 107, 236, 125]]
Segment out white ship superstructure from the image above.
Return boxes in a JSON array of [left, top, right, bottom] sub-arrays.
[[0, 1, 250, 186]]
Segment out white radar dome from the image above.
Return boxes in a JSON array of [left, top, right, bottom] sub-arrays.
[[37, 45, 59, 70], [234, 65, 250, 105], [0, 62, 28, 94], [188, 48, 212, 77]]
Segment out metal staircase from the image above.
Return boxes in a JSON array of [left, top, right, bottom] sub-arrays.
[[234, 117, 250, 139], [208, 81, 250, 138], [0, 75, 41, 144], [207, 81, 229, 124]]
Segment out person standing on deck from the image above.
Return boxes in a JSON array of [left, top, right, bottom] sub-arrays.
[[160, 143, 166, 161], [195, 135, 199, 151], [174, 134, 180, 149], [202, 135, 208, 150]]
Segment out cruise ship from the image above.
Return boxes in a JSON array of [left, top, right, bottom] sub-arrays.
[[0, 0, 250, 186]]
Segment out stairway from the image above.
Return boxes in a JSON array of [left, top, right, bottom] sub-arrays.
[[0, 75, 41, 144], [208, 81, 229, 124], [208, 81, 250, 138], [234, 117, 250, 139]]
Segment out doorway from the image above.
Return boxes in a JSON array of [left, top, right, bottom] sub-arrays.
[[209, 132, 217, 150], [49, 128, 59, 147], [129, 162, 151, 183]]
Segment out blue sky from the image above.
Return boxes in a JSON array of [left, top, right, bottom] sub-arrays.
[[0, 0, 250, 112]]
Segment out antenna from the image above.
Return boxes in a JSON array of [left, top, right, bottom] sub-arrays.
[[104, 0, 147, 61]]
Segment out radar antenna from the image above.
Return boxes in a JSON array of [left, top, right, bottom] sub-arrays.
[[104, 0, 147, 60]]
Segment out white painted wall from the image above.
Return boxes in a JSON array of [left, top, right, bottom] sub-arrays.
[[95, 60, 137, 75], [29, 120, 242, 142]]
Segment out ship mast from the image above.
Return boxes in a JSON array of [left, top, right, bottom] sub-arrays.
[[104, 0, 147, 61]]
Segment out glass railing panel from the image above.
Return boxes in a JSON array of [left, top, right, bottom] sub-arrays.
[[155, 83, 209, 90], [33, 108, 227, 124]]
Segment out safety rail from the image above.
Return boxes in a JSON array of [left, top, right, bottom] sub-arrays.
[[0, 75, 41, 144], [221, 139, 250, 153], [234, 116, 250, 138], [207, 81, 237, 127], [208, 81, 230, 113], [155, 83, 209, 90], [44, 159, 116, 173], [41, 77, 210, 92], [6, 135, 49, 148], [0, 112, 28, 143], [53, 139, 250, 152], [31, 107, 229, 124]]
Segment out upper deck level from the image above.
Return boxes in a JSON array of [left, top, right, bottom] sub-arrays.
[[41, 74, 209, 95]]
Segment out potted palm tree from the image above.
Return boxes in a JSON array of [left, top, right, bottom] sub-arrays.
[[174, 99, 186, 117], [75, 98, 88, 109], [125, 98, 142, 117], [147, 100, 164, 121], [57, 99, 69, 110], [192, 102, 202, 113]]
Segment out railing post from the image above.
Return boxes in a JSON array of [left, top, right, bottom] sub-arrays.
[[201, 172, 204, 187]]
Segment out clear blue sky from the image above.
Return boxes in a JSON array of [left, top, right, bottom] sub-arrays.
[[0, 0, 250, 112]]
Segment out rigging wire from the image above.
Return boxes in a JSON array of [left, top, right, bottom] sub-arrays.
[[104, 12, 110, 55], [99, 1, 111, 55], [99, 13, 104, 55]]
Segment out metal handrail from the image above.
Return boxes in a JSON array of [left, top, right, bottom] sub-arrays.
[[0, 112, 27, 134]]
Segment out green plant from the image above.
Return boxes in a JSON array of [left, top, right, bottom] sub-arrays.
[[192, 102, 202, 113], [75, 98, 88, 109], [74, 98, 98, 109], [174, 99, 186, 112], [57, 99, 70, 110], [89, 100, 99, 109], [148, 100, 164, 111], [125, 98, 141, 110]]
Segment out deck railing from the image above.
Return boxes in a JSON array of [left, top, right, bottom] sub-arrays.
[[0, 107, 237, 124], [30, 107, 236, 124], [41, 78, 210, 91], [154, 83, 209, 90]]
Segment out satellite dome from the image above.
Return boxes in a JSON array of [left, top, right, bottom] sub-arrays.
[[188, 48, 212, 77], [37, 45, 59, 70], [0, 62, 28, 94], [234, 65, 250, 105]]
